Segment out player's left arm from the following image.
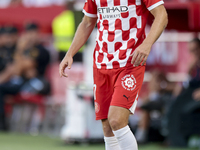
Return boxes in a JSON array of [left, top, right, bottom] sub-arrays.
[[131, 4, 168, 66]]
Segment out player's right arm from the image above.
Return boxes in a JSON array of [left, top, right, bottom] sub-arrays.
[[59, 15, 97, 77]]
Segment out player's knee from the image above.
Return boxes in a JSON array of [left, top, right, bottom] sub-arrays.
[[108, 117, 121, 131]]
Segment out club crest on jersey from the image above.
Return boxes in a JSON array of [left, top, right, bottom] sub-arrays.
[[95, 102, 100, 113], [98, 6, 129, 19], [121, 74, 136, 91]]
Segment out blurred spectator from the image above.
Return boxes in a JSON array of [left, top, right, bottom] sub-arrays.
[[0, 27, 5, 71], [0, 25, 18, 72], [3, 26, 18, 52], [173, 38, 200, 96], [0, 23, 50, 131], [167, 38, 200, 147], [22, 0, 65, 7], [135, 70, 174, 144], [0, 27, 4, 47], [52, 0, 83, 62], [15, 22, 50, 75], [187, 38, 200, 88]]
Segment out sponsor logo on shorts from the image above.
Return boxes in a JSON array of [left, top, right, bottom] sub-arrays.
[[121, 74, 136, 91], [95, 102, 100, 113], [123, 95, 130, 101]]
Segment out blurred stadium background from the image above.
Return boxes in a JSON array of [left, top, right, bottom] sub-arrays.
[[0, 0, 200, 150]]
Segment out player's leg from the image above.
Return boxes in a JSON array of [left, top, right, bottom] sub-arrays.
[[102, 119, 114, 137], [108, 106, 138, 150], [108, 65, 145, 150], [101, 119, 121, 150], [93, 68, 121, 150]]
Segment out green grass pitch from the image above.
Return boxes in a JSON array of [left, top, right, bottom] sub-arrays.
[[0, 133, 195, 150]]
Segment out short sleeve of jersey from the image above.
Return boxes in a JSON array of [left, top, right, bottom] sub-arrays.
[[83, 0, 97, 18], [142, 0, 164, 11]]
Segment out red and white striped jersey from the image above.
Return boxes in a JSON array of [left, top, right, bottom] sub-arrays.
[[83, 0, 164, 69]]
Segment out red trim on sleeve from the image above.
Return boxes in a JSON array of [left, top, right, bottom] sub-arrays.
[[142, 0, 163, 9], [83, 0, 97, 17]]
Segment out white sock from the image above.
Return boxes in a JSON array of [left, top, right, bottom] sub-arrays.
[[113, 125, 138, 150], [104, 136, 121, 150]]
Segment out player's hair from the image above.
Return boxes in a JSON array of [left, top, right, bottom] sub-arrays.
[[190, 38, 200, 49]]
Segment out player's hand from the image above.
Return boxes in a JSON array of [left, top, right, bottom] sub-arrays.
[[130, 44, 151, 67], [59, 54, 73, 77]]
